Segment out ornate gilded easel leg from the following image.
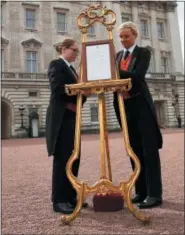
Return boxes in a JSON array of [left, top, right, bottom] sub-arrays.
[[61, 183, 85, 225], [102, 95, 112, 181], [124, 182, 151, 222], [61, 94, 84, 225], [98, 93, 108, 180], [117, 93, 151, 222]]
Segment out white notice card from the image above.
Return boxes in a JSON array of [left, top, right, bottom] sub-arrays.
[[86, 44, 111, 81]]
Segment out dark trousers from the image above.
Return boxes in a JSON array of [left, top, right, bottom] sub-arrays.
[[114, 95, 162, 197], [52, 109, 80, 203]]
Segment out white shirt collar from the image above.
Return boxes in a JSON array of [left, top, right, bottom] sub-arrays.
[[123, 44, 136, 54], [59, 55, 71, 67]]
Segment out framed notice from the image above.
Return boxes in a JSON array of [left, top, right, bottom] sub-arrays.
[[82, 40, 116, 82]]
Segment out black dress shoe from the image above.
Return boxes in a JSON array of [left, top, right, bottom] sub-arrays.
[[70, 199, 88, 208], [53, 202, 74, 214], [137, 196, 163, 209], [132, 194, 146, 203]]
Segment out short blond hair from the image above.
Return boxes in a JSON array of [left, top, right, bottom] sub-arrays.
[[118, 21, 138, 37]]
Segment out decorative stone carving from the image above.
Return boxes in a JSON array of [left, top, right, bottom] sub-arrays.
[[53, 7, 69, 12], [138, 1, 149, 9], [149, 2, 157, 11], [21, 38, 42, 49], [139, 11, 151, 18], [165, 2, 177, 12], [149, 2, 165, 12], [161, 51, 171, 57], [130, 1, 138, 7], [21, 2, 40, 8], [1, 0, 6, 7], [120, 1, 131, 9], [146, 46, 154, 53], [156, 2, 165, 11], [1, 37, 9, 49]]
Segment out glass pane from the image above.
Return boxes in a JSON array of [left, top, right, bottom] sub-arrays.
[[26, 60, 31, 73], [26, 9, 35, 28], [32, 61, 37, 73], [26, 51, 37, 73], [27, 19, 33, 28], [122, 17, 129, 22], [26, 51, 31, 59], [160, 23, 164, 37], [157, 22, 164, 38], [1, 49, 4, 72], [32, 51, 37, 60], [57, 22, 65, 31], [26, 9, 35, 20], [157, 23, 160, 37], [1, 7, 3, 25], [57, 13, 65, 23], [87, 25, 95, 34], [57, 13, 66, 31], [141, 20, 148, 36], [91, 106, 98, 122]]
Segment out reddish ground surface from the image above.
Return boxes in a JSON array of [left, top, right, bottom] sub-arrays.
[[2, 129, 184, 234]]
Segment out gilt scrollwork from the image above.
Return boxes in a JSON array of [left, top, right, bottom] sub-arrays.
[[96, 184, 114, 196], [77, 4, 116, 33], [65, 79, 132, 96]]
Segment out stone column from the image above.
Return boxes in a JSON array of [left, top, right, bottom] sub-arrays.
[[112, 2, 122, 51], [9, 2, 21, 72], [166, 3, 184, 74], [131, 2, 141, 45], [150, 2, 161, 73], [104, 2, 120, 129]]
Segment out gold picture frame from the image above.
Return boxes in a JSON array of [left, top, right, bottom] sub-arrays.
[[81, 39, 116, 82]]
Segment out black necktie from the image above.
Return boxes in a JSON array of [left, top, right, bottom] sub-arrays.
[[124, 50, 130, 60]]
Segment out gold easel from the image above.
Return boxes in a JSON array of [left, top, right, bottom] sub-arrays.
[[61, 5, 151, 225]]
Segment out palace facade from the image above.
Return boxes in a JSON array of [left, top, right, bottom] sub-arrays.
[[1, 1, 184, 138]]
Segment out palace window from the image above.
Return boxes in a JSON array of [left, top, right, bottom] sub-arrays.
[[87, 25, 95, 35], [25, 8, 36, 29], [56, 12, 67, 32], [90, 105, 98, 123], [140, 19, 148, 37], [26, 51, 38, 73], [157, 22, 165, 39], [161, 57, 169, 73]]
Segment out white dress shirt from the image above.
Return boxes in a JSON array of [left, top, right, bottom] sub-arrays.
[[59, 55, 71, 67], [122, 44, 136, 58]]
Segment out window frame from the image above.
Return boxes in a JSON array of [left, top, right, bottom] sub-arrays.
[[87, 25, 96, 36], [54, 7, 69, 34], [121, 13, 132, 23], [90, 105, 99, 123], [56, 12, 67, 33], [25, 8, 36, 30], [140, 19, 149, 38], [1, 49, 4, 72], [157, 21, 165, 39], [26, 51, 38, 73], [161, 56, 169, 74]]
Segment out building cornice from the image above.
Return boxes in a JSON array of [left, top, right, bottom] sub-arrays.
[[21, 38, 42, 49]]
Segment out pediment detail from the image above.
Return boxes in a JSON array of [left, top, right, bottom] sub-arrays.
[[21, 38, 42, 49], [165, 2, 177, 12], [139, 11, 150, 18], [1, 37, 9, 48]]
